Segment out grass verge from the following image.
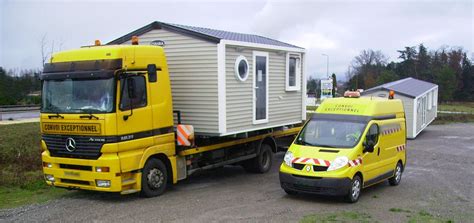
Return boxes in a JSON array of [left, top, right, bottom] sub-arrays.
[[300, 211, 373, 223], [0, 122, 73, 209]]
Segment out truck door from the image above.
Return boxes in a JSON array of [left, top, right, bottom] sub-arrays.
[[116, 75, 154, 150], [360, 123, 382, 186]]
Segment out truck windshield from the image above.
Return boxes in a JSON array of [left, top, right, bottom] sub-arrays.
[[295, 119, 366, 148], [42, 78, 115, 114]]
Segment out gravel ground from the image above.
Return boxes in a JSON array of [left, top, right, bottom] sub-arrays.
[[1, 123, 473, 222]]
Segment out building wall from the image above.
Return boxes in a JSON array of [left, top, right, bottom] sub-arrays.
[[122, 29, 219, 134], [225, 45, 303, 134], [361, 90, 415, 138], [415, 88, 438, 136]]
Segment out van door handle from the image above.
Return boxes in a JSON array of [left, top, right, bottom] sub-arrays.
[[377, 147, 380, 156]]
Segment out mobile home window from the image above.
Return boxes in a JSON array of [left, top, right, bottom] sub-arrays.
[[234, 55, 249, 82], [286, 53, 301, 91], [428, 92, 432, 110]]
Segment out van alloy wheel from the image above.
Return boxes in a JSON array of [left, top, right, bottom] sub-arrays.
[[351, 178, 361, 200], [346, 175, 362, 203], [389, 162, 403, 186]]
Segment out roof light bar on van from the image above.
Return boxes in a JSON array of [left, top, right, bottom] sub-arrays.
[[344, 91, 360, 98]]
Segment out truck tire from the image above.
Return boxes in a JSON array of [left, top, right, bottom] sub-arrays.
[[345, 175, 362, 203], [388, 162, 403, 186], [243, 143, 273, 173], [140, 158, 167, 197]]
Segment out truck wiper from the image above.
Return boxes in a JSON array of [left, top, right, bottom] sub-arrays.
[[80, 114, 99, 120], [48, 113, 64, 119], [79, 108, 101, 120]]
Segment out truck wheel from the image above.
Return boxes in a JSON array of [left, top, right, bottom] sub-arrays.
[[140, 158, 167, 197], [388, 162, 403, 186], [243, 143, 273, 173], [345, 175, 362, 203]]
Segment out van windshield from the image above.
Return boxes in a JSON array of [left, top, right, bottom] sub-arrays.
[[295, 119, 366, 148]]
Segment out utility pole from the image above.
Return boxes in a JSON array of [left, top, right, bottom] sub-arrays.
[[322, 54, 329, 78]]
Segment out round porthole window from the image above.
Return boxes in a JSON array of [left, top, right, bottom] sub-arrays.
[[234, 55, 249, 82]]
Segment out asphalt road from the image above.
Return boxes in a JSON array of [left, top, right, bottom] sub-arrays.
[[1, 123, 473, 222]]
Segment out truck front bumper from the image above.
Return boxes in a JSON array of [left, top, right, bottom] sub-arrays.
[[279, 172, 351, 196], [42, 151, 140, 193]]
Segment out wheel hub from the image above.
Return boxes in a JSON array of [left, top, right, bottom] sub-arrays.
[[147, 168, 164, 189]]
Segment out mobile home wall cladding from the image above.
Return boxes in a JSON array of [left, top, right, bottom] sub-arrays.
[[361, 77, 438, 139], [110, 21, 306, 136]]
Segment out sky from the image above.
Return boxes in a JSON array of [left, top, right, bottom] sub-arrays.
[[1, 0, 473, 80]]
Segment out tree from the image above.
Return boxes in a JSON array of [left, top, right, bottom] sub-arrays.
[[435, 66, 457, 102], [376, 70, 399, 85], [348, 49, 389, 90], [458, 54, 474, 100], [306, 76, 318, 95], [331, 73, 337, 97]]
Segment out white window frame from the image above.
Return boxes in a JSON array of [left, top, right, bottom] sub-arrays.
[[285, 53, 301, 91], [253, 51, 269, 125], [428, 91, 432, 110], [234, 55, 249, 82]]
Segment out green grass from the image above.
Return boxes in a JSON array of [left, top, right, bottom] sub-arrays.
[[407, 210, 453, 223], [389, 208, 411, 213], [438, 102, 474, 113], [0, 122, 74, 209], [433, 113, 474, 125], [301, 211, 373, 223], [0, 181, 72, 209]]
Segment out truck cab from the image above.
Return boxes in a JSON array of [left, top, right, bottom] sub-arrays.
[[41, 43, 177, 196], [279, 91, 406, 203]]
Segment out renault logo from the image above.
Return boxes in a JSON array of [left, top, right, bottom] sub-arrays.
[[65, 138, 76, 152]]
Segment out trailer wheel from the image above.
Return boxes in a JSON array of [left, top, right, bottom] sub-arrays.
[[243, 143, 273, 173], [140, 158, 167, 197]]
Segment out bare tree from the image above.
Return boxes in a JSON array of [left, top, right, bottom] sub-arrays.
[[40, 34, 49, 69]]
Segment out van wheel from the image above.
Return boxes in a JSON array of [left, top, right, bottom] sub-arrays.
[[140, 158, 167, 197], [284, 189, 298, 195], [243, 144, 273, 173], [389, 162, 403, 186], [345, 175, 362, 203]]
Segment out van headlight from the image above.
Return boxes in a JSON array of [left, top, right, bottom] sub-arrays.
[[327, 156, 349, 171], [283, 151, 294, 167]]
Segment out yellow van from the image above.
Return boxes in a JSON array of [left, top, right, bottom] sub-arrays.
[[279, 92, 406, 203]]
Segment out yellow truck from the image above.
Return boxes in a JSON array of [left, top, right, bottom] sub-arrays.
[[40, 39, 301, 197], [279, 91, 406, 202]]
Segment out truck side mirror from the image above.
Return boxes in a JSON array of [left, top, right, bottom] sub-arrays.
[[127, 77, 136, 99], [147, 64, 159, 82]]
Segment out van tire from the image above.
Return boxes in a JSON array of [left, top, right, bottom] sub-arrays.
[[284, 189, 298, 195], [140, 158, 168, 197], [389, 162, 403, 186], [345, 175, 362, 203], [243, 144, 273, 173]]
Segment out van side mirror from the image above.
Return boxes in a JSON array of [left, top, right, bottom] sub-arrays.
[[127, 77, 136, 99], [363, 140, 375, 153], [147, 64, 161, 82]]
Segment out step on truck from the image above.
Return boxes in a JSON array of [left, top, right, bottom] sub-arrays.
[[40, 38, 303, 197]]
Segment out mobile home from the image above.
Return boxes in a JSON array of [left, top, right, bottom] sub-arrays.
[[362, 77, 438, 139], [109, 21, 306, 136]]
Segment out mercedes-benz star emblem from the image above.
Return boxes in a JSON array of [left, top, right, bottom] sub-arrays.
[[65, 138, 76, 152]]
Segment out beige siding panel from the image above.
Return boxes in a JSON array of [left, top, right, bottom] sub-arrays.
[[225, 46, 303, 133], [122, 29, 219, 134]]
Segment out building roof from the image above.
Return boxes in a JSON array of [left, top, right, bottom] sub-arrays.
[[362, 77, 438, 98], [107, 21, 303, 49]]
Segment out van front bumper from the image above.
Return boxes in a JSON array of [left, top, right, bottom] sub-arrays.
[[279, 172, 351, 196]]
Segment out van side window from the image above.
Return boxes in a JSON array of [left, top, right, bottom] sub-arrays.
[[366, 124, 379, 144], [120, 75, 147, 110]]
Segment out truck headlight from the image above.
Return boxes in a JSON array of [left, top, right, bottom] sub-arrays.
[[327, 156, 349, 171], [283, 151, 294, 167], [45, 174, 55, 182]]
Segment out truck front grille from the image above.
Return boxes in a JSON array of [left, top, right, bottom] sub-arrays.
[[43, 135, 104, 160]]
